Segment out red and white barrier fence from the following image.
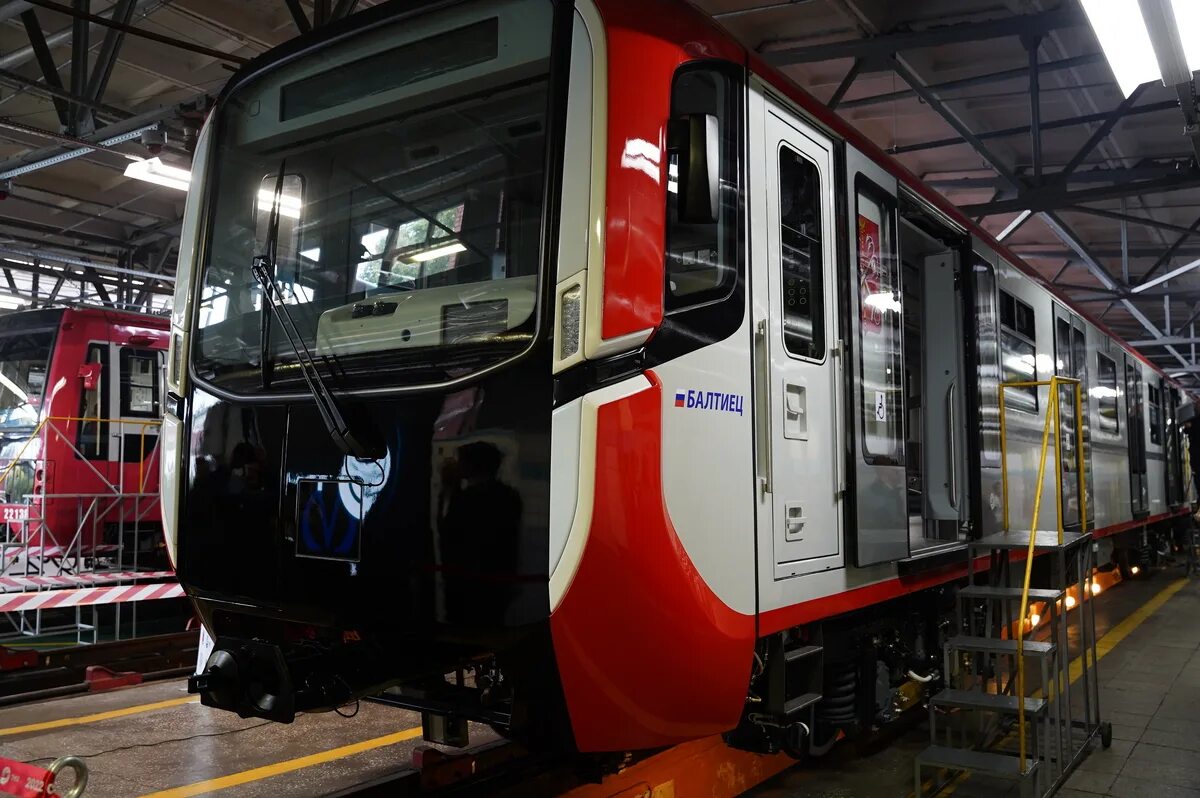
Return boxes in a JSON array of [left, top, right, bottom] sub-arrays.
[[0, 582, 183, 613]]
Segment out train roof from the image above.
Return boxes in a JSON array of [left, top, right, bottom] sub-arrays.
[[646, 0, 1182, 390], [0, 305, 169, 332]]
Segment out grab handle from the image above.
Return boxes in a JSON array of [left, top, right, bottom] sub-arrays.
[[756, 319, 772, 495]]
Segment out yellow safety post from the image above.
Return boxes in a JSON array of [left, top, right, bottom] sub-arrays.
[[1014, 375, 1057, 774]]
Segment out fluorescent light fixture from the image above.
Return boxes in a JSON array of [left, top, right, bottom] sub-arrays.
[[255, 189, 301, 220], [1090, 386, 1119, 399], [299, 247, 321, 262], [0, 294, 24, 310], [1171, 371, 1189, 378], [997, 209, 1032, 242], [1171, 0, 1200, 73], [404, 241, 466, 263], [1080, 0, 1160, 97], [124, 157, 191, 191], [1130, 256, 1200, 293]]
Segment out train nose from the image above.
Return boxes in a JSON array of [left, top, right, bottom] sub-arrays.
[[189, 639, 298, 722]]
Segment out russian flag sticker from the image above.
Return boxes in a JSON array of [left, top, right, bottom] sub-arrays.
[[674, 391, 686, 407]]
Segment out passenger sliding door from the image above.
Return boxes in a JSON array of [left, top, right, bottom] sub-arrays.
[[755, 98, 842, 578], [845, 145, 907, 565], [1125, 355, 1148, 515], [1052, 306, 1091, 529]]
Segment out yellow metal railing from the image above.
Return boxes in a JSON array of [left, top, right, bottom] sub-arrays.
[[997, 376, 1088, 773], [0, 416, 162, 498]]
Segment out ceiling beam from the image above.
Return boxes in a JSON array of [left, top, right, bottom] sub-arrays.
[[1057, 84, 1150, 181], [959, 170, 1200, 216], [0, 96, 205, 180], [890, 99, 1177, 155], [1135, 212, 1200, 286], [68, 0, 90, 135], [928, 162, 1197, 190], [84, 0, 137, 105], [1014, 244, 1200, 259], [20, 0, 250, 64], [838, 53, 1104, 111], [1128, 336, 1200, 347], [1061, 205, 1200, 238], [20, 9, 70, 129], [762, 6, 1084, 65], [827, 57, 862, 110], [283, 0, 310, 34]]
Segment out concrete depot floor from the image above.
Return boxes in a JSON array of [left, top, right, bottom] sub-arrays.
[[751, 570, 1200, 798], [0, 570, 1195, 797], [0, 682, 498, 796]]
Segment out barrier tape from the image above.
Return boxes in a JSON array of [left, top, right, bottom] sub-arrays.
[[0, 582, 183, 612], [0, 755, 87, 798]]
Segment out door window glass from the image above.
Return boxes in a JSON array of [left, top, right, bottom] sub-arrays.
[[664, 67, 738, 309], [119, 348, 161, 418], [999, 289, 1037, 413], [76, 344, 109, 461], [856, 186, 903, 463], [1096, 353, 1119, 434], [777, 145, 823, 360], [1148, 383, 1162, 445]]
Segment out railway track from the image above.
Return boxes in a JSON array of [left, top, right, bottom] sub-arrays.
[[0, 630, 199, 704]]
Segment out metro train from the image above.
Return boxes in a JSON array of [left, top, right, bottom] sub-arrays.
[[169, 0, 1191, 756], [0, 306, 168, 554]]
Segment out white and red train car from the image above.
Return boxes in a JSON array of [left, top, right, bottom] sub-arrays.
[[166, 0, 1189, 754], [0, 306, 168, 555]]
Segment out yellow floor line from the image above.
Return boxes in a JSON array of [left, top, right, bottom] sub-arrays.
[[916, 576, 1190, 797], [138, 726, 424, 798], [0, 695, 198, 737]]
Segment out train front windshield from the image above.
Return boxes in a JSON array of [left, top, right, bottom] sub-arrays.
[[0, 325, 53, 431], [192, 0, 555, 394]]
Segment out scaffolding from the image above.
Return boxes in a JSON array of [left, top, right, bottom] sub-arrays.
[[0, 415, 178, 643]]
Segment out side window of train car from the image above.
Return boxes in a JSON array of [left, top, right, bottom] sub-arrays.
[[1096, 353, 1119, 434], [778, 146, 824, 360], [1148, 383, 1162, 446], [998, 289, 1037, 413], [664, 65, 738, 312], [76, 343, 109, 460], [857, 183, 902, 463]]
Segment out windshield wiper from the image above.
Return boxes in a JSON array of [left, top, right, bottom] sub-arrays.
[[252, 164, 384, 460]]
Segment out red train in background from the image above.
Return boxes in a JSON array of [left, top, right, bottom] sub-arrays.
[[0, 306, 168, 564]]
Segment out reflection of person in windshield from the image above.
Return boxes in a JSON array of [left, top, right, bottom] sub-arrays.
[[438, 441, 522, 624]]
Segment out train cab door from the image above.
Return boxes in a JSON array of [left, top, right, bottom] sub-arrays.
[[111, 346, 163, 477], [844, 145, 908, 566], [753, 97, 843, 578], [1052, 306, 1091, 529], [77, 342, 163, 486]]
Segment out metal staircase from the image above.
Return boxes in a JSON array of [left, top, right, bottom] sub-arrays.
[[915, 377, 1111, 797]]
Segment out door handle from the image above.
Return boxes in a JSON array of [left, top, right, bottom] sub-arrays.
[[755, 319, 772, 495], [785, 503, 805, 541]]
